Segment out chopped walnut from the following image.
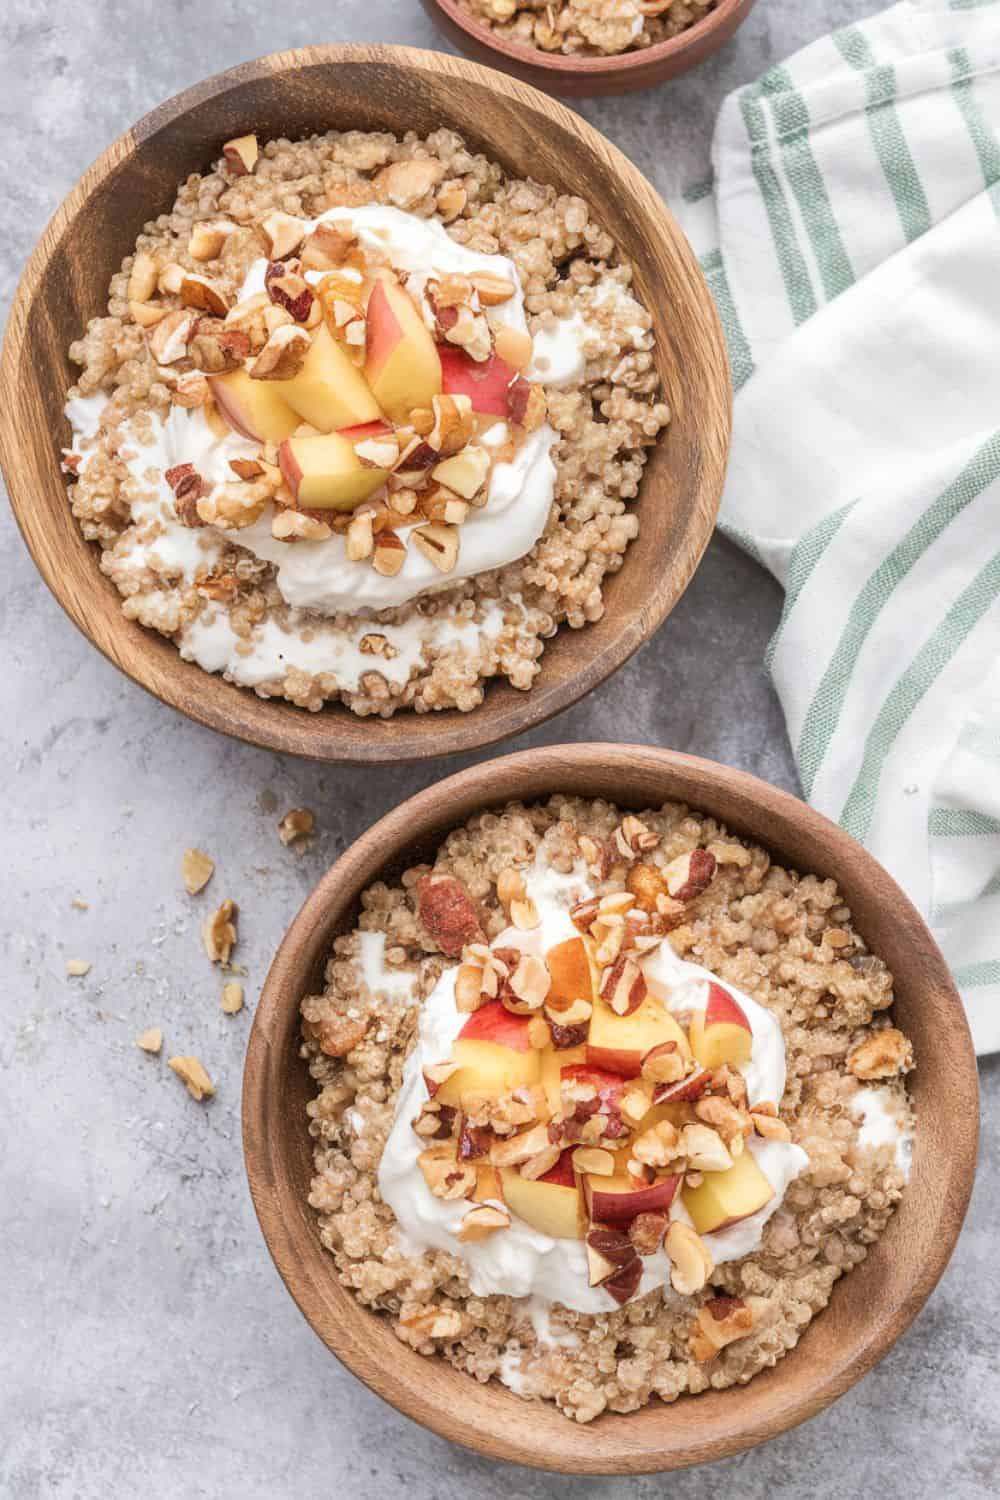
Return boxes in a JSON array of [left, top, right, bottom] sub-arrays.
[[135, 1027, 163, 1054], [689, 1294, 757, 1363], [181, 847, 215, 895], [847, 1027, 913, 1080], [277, 808, 315, 851], [202, 899, 238, 964], [417, 1144, 477, 1200], [168, 1055, 215, 1101]]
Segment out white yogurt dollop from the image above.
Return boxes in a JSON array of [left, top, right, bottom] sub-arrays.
[[377, 855, 808, 1314], [851, 1086, 913, 1179]]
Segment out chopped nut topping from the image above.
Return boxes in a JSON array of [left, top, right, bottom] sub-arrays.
[[148, 310, 196, 365], [374, 157, 444, 209], [456, 1204, 511, 1241], [615, 814, 660, 858], [179, 272, 230, 318], [431, 445, 490, 501], [372, 530, 407, 576], [277, 808, 315, 850], [847, 1027, 913, 1080], [751, 1110, 791, 1141], [346, 510, 375, 562], [665, 1220, 714, 1296], [629, 1211, 669, 1255], [188, 221, 233, 261], [417, 1144, 477, 1200], [640, 1042, 685, 1085], [493, 325, 533, 373], [168, 1055, 215, 1101], [223, 134, 258, 176], [571, 1146, 614, 1176], [679, 1122, 732, 1173], [259, 210, 307, 261], [417, 875, 484, 958], [181, 847, 215, 895], [250, 324, 311, 379], [303, 1010, 366, 1058], [489, 1122, 551, 1168], [300, 222, 358, 272], [271, 509, 332, 542], [664, 848, 717, 902], [128, 250, 159, 303], [502, 953, 550, 1014], [398, 1304, 471, 1341], [509, 896, 541, 932], [221, 982, 245, 1016], [135, 1027, 163, 1054], [601, 954, 647, 1017], [689, 1294, 756, 1363], [411, 521, 460, 573], [202, 899, 238, 965], [632, 1119, 680, 1168], [506, 378, 547, 431]]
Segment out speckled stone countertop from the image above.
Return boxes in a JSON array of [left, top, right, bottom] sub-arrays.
[[1, 1, 994, 1495]]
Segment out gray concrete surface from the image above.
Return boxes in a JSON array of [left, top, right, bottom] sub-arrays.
[[1, 1, 995, 1495]]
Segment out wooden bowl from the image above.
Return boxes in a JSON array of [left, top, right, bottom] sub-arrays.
[[243, 743, 979, 1473], [0, 45, 728, 766], [421, 0, 759, 97]]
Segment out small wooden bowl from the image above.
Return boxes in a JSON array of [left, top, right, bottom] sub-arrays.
[[421, 0, 759, 97], [243, 743, 978, 1473], [0, 45, 728, 765]]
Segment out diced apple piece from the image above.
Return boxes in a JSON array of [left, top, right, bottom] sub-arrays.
[[438, 345, 515, 416], [278, 432, 389, 511], [472, 1164, 504, 1204], [587, 995, 692, 1079], [682, 1148, 774, 1234], [365, 278, 442, 421], [545, 937, 597, 1010], [689, 983, 753, 1070], [435, 1002, 540, 1108], [540, 1042, 586, 1115], [281, 323, 382, 432], [584, 1168, 680, 1226], [499, 1150, 584, 1239], [210, 367, 300, 443]]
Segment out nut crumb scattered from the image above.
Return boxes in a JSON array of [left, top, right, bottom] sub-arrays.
[[66, 959, 91, 977], [202, 899, 238, 964], [168, 1055, 215, 1101], [136, 1027, 163, 1054], [71, 898, 89, 911], [182, 847, 215, 895], [221, 981, 245, 1015], [278, 808, 315, 851]]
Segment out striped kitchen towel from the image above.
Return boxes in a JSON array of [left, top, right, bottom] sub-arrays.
[[674, 0, 1000, 1053]]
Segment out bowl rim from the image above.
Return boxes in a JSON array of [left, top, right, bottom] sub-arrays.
[[242, 742, 979, 1472], [0, 42, 729, 765], [426, 0, 755, 79]]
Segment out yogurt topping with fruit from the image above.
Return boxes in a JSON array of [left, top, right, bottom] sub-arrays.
[[379, 850, 808, 1315]]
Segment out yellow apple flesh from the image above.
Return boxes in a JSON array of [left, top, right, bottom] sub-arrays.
[[434, 1040, 540, 1109], [281, 323, 382, 432], [210, 367, 300, 444], [364, 278, 442, 421], [682, 1148, 774, 1234], [278, 432, 389, 511], [586, 996, 692, 1079], [689, 983, 753, 1070], [540, 1042, 586, 1116], [499, 1153, 585, 1239]]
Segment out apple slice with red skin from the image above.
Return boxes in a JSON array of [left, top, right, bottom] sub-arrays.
[[458, 1000, 533, 1051], [338, 418, 393, 443], [584, 1170, 681, 1226], [434, 1001, 539, 1108], [438, 345, 516, 416], [587, 994, 691, 1079], [365, 279, 442, 420], [690, 983, 753, 1069], [499, 1148, 585, 1239]]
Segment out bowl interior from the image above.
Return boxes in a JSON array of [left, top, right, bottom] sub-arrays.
[[0, 47, 728, 762], [243, 744, 978, 1472]]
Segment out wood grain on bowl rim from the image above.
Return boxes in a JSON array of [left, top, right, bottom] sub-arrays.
[[0, 44, 729, 765], [242, 743, 979, 1473], [421, 0, 759, 96]]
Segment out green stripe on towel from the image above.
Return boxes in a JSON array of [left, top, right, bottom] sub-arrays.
[[739, 89, 818, 325], [929, 808, 1000, 836], [765, 502, 856, 671], [952, 960, 1000, 986], [833, 27, 933, 243], [839, 551, 1000, 842], [797, 431, 1000, 797], [699, 249, 754, 390], [949, 48, 1000, 188]]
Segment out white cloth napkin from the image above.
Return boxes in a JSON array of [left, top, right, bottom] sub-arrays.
[[674, 0, 1000, 1053]]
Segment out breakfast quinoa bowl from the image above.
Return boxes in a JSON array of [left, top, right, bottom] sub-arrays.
[[62, 125, 670, 718], [299, 794, 916, 1424], [455, 0, 721, 57]]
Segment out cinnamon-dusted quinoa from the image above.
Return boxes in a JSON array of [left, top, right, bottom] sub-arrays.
[[457, 0, 719, 56], [300, 797, 914, 1423], [63, 127, 670, 717]]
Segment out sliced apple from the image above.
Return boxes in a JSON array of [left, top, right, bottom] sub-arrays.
[[438, 345, 515, 416], [682, 1148, 773, 1234], [545, 937, 597, 1010], [280, 323, 382, 432], [540, 1042, 586, 1116], [586, 995, 692, 1079], [499, 1149, 585, 1239], [278, 432, 389, 511], [365, 278, 442, 420], [210, 367, 300, 443], [584, 1168, 681, 1226], [689, 983, 753, 1070], [471, 1163, 504, 1204], [435, 1002, 539, 1108]]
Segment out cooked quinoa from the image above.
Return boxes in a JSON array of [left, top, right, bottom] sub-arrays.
[[64, 128, 669, 717], [300, 797, 914, 1423], [458, 0, 720, 56]]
